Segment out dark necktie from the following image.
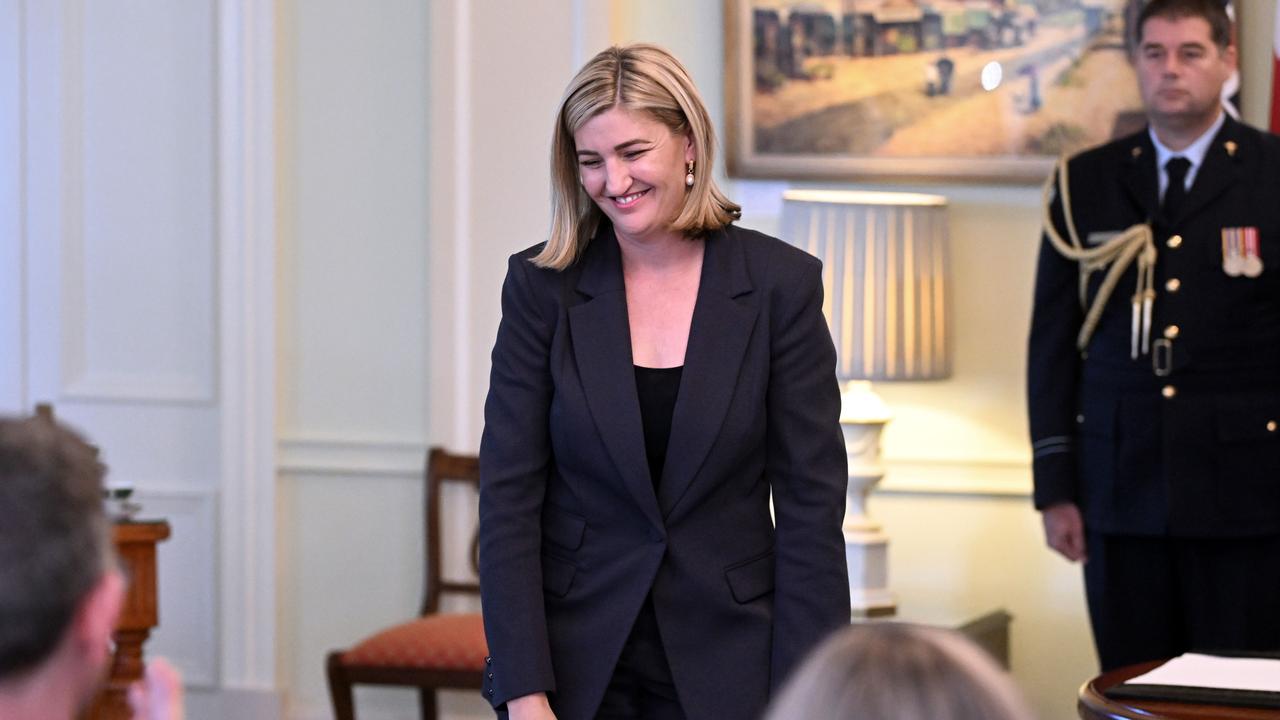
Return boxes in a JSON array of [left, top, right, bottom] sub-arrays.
[[1162, 156, 1190, 220]]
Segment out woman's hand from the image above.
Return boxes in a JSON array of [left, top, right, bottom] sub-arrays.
[[127, 656, 184, 720], [507, 692, 557, 720]]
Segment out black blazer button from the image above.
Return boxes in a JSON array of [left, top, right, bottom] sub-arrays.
[[487, 688, 495, 696], [488, 672, 494, 679], [485, 656, 492, 665]]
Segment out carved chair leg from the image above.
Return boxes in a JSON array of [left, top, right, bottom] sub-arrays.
[[326, 652, 357, 720], [418, 687, 438, 720]]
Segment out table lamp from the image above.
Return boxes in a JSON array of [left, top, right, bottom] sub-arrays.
[[780, 189, 952, 616]]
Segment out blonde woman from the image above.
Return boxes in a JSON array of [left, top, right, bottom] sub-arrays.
[[477, 44, 849, 720], [765, 623, 1035, 720]]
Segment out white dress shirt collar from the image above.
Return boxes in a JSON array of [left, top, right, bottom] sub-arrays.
[[1149, 110, 1226, 200]]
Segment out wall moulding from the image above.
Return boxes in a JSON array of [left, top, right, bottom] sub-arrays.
[[879, 457, 1032, 497], [216, 0, 277, 691], [61, 372, 216, 405], [277, 436, 429, 478]]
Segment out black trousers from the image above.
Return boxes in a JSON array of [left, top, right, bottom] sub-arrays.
[[595, 597, 686, 720], [1084, 532, 1280, 671]]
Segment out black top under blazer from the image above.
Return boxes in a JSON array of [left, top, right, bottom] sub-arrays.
[[1028, 116, 1280, 537], [477, 222, 851, 719]]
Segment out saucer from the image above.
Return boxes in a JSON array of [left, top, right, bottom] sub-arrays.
[[107, 499, 142, 522]]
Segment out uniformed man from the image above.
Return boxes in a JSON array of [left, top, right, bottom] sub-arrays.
[[1028, 0, 1280, 671]]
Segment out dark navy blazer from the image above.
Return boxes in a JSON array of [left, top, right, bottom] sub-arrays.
[[1028, 116, 1280, 537], [477, 222, 850, 719]]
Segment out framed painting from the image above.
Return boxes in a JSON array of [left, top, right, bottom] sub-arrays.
[[724, 0, 1239, 184]]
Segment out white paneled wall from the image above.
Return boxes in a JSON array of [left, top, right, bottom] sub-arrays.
[[19, 0, 221, 685], [65, 1, 216, 404], [276, 0, 433, 716], [138, 488, 220, 685], [280, 0, 429, 442], [4, 0, 276, 715], [0, 1, 21, 410]]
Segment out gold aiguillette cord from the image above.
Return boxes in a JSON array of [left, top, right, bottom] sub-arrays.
[[1041, 157, 1157, 359]]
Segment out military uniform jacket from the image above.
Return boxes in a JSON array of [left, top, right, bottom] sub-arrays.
[[477, 222, 851, 719], [1028, 116, 1280, 537]]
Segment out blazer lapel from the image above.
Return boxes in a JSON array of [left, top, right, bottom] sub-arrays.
[[1121, 132, 1159, 223], [1176, 118, 1244, 224], [567, 228, 664, 530], [658, 228, 758, 517]]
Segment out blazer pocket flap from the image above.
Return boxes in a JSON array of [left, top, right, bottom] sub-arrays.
[[543, 506, 586, 550], [724, 551, 775, 603], [542, 553, 576, 598]]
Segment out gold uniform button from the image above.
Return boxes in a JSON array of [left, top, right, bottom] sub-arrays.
[[1161, 385, 1177, 398], [1163, 325, 1180, 339], [1167, 235, 1183, 248], [1268, 421, 1277, 432], [1165, 278, 1181, 292]]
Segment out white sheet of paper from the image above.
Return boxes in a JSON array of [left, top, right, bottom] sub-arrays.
[[1125, 653, 1280, 693]]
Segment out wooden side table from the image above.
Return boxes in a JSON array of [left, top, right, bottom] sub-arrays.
[[83, 520, 171, 720]]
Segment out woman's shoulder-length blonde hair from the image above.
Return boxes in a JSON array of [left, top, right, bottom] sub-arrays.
[[765, 623, 1036, 720], [533, 43, 741, 270]]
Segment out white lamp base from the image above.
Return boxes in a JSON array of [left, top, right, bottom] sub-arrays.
[[846, 530, 895, 617], [841, 381, 896, 617]]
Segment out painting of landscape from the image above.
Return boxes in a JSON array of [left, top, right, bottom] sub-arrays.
[[725, 0, 1169, 182]]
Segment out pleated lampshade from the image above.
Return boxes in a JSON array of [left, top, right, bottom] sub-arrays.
[[781, 189, 952, 381]]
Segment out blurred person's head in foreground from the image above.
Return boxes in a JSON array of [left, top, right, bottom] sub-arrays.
[[0, 415, 123, 719], [765, 622, 1035, 720]]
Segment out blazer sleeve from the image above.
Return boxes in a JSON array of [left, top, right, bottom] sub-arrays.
[[765, 259, 851, 689], [1026, 167, 1085, 510], [478, 253, 557, 708]]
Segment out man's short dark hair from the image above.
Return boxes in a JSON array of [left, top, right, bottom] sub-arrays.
[[1136, 0, 1233, 50], [0, 417, 111, 678]]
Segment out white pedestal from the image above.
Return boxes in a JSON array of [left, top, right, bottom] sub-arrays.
[[841, 381, 896, 617]]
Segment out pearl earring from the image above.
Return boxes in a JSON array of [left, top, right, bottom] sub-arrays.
[[685, 161, 695, 187]]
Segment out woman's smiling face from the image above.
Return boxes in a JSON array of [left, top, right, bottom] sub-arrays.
[[573, 105, 695, 246]]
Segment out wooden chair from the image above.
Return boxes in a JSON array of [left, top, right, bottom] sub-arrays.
[[326, 448, 488, 720]]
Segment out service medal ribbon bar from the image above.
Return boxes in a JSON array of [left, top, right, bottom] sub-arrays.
[[1222, 226, 1263, 278]]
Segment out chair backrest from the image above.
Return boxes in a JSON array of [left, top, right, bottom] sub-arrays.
[[421, 447, 481, 616]]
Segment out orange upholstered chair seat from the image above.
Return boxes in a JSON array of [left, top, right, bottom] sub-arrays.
[[327, 449, 485, 720], [342, 613, 488, 670]]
